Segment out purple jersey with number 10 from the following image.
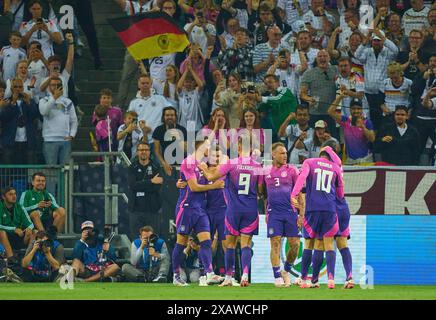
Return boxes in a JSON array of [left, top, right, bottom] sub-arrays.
[[263, 164, 299, 214], [292, 158, 344, 213], [218, 156, 262, 213]]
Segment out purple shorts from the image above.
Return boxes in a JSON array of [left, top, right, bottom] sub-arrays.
[[266, 211, 300, 238], [304, 211, 339, 240], [225, 210, 259, 236], [336, 201, 351, 239], [207, 207, 226, 241], [176, 207, 211, 235]]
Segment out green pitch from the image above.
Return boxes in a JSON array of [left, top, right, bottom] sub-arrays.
[[0, 283, 435, 300]]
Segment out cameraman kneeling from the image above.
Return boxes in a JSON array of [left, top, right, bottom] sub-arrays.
[[122, 226, 169, 283], [21, 229, 65, 282], [70, 221, 120, 282]]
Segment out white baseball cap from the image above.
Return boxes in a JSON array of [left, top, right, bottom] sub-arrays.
[[315, 120, 326, 128], [81, 221, 94, 230]]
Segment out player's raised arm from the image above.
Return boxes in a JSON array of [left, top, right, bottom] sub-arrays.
[[186, 177, 224, 193], [291, 160, 310, 199], [198, 163, 226, 182]]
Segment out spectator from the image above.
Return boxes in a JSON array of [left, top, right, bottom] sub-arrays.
[[420, 8, 436, 64], [21, 229, 65, 282], [152, 64, 180, 108], [0, 78, 40, 164], [180, 44, 212, 83], [328, 97, 375, 164], [0, 31, 26, 82], [278, 105, 314, 164], [302, 0, 335, 40], [39, 32, 74, 98], [70, 221, 120, 282], [127, 142, 163, 239], [277, 0, 309, 31], [219, 0, 249, 30], [19, 172, 66, 232], [217, 27, 253, 81], [180, 235, 202, 284], [184, 2, 216, 55], [117, 111, 147, 161], [258, 74, 298, 135], [39, 76, 77, 165], [376, 105, 420, 165], [153, 107, 187, 176], [177, 60, 205, 131], [114, 0, 157, 109], [253, 25, 287, 83], [307, 119, 339, 158], [5, 60, 38, 102], [336, 8, 368, 49], [397, 29, 427, 80], [267, 48, 293, 90], [201, 107, 230, 147], [19, 0, 62, 59], [122, 225, 169, 283], [385, 12, 408, 52], [237, 107, 265, 153], [402, 0, 430, 36], [380, 62, 413, 125], [92, 89, 123, 153], [213, 72, 242, 128], [300, 49, 338, 137], [219, 17, 240, 49], [289, 29, 319, 99], [0, 0, 12, 48], [0, 187, 35, 260], [334, 56, 365, 115], [26, 41, 48, 89], [127, 74, 169, 145], [355, 29, 399, 131], [328, 29, 364, 76]]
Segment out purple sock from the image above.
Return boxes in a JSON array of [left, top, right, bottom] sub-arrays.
[[326, 250, 336, 280], [300, 249, 313, 280], [311, 250, 324, 283], [225, 248, 235, 276], [272, 266, 281, 278], [284, 261, 292, 273], [241, 247, 252, 275], [172, 243, 186, 275], [199, 240, 213, 274], [339, 247, 353, 280]]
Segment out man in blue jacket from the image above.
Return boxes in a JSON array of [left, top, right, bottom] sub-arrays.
[[69, 221, 120, 282], [0, 78, 40, 164], [122, 225, 169, 283]]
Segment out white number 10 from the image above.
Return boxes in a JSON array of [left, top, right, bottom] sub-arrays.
[[238, 173, 251, 195], [314, 168, 333, 193]]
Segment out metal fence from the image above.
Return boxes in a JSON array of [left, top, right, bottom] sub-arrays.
[[0, 165, 66, 207]]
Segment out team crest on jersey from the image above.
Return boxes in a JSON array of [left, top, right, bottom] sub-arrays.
[[281, 171, 287, 178], [151, 102, 156, 107], [266, 175, 271, 179], [268, 228, 274, 235], [180, 225, 186, 232]]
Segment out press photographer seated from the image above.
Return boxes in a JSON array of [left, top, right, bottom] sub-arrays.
[[70, 221, 120, 282], [21, 228, 65, 282], [121, 226, 169, 283]]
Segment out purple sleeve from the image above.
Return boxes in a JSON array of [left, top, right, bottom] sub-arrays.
[[291, 160, 310, 197], [181, 161, 197, 181], [365, 119, 374, 131]]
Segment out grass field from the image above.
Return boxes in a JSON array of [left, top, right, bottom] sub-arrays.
[[0, 283, 435, 300]]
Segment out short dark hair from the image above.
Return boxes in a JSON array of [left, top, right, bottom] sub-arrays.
[[95, 104, 108, 118], [235, 27, 249, 36], [9, 31, 22, 39], [32, 172, 46, 180], [264, 74, 279, 82], [47, 55, 62, 65], [1, 187, 15, 196], [296, 105, 309, 113], [338, 56, 351, 64], [137, 141, 150, 150], [28, 0, 42, 9], [49, 77, 62, 85], [100, 88, 113, 97], [139, 225, 154, 234]]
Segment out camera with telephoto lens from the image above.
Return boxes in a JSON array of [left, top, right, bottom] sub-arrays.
[[36, 18, 43, 24], [40, 238, 53, 250]]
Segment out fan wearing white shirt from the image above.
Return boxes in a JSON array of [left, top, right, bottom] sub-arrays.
[[184, 3, 216, 55], [152, 64, 179, 109], [128, 74, 169, 144], [177, 60, 205, 132]]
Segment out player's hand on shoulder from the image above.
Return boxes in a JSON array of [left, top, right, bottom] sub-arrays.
[[213, 179, 225, 189]]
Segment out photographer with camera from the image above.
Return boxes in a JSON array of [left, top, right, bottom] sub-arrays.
[[328, 97, 375, 164], [122, 225, 169, 283], [21, 229, 65, 282], [69, 221, 120, 282], [179, 235, 202, 284], [39, 76, 77, 165], [19, 0, 62, 59], [0, 77, 40, 165]]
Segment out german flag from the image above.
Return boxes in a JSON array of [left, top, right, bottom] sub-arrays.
[[108, 12, 189, 60]]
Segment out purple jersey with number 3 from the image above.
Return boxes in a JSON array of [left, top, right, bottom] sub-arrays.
[[292, 158, 344, 213], [218, 156, 262, 213], [263, 164, 299, 214]]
